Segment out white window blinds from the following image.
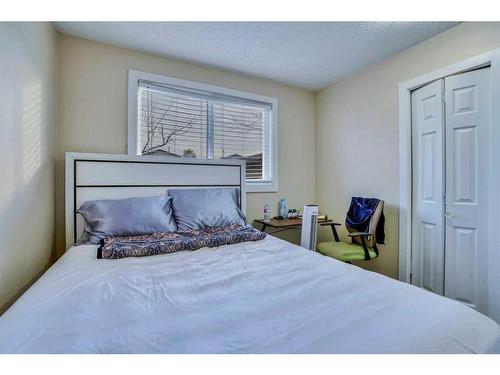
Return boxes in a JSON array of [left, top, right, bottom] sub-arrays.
[[137, 80, 273, 183]]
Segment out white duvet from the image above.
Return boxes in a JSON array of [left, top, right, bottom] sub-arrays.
[[0, 236, 499, 353]]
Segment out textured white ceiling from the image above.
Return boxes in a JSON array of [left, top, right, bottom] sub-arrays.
[[54, 22, 459, 91]]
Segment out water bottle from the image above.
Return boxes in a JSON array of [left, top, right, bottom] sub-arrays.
[[264, 204, 271, 223], [279, 198, 287, 218]]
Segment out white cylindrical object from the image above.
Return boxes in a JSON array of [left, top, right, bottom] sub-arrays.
[[264, 204, 271, 222]]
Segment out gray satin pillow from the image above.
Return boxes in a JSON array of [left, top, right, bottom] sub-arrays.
[[169, 188, 247, 231], [77, 195, 177, 245]]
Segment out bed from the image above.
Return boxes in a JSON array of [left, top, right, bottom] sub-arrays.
[[1, 236, 499, 353], [0, 153, 498, 353]]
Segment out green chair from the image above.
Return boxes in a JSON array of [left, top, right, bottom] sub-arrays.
[[317, 200, 384, 263]]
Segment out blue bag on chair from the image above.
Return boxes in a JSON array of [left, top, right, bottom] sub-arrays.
[[346, 197, 385, 244]]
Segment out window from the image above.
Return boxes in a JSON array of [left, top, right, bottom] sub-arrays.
[[128, 70, 278, 192]]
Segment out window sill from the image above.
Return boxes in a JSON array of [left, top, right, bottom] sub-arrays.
[[246, 182, 278, 193]]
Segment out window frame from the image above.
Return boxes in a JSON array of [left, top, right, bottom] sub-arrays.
[[128, 69, 278, 193]]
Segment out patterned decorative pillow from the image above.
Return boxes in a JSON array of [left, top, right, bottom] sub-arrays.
[[98, 224, 266, 259]]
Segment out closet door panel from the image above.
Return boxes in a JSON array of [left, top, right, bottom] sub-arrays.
[[411, 79, 445, 295], [453, 126, 477, 204], [448, 226, 477, 304], [444, 68, 490, 313]]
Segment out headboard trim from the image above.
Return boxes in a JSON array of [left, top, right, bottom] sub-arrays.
[[65, 152, 246, 249]]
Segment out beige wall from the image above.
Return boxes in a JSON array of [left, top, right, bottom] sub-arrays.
[[315, 22, 500, 278], [0, 23, 58, 312], [55, 34, 316, 257]]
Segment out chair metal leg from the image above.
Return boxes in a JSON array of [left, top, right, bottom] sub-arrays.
[[373, 243, 379, 256], [329, 224, 340, 242], [359, 236, 371, 260]]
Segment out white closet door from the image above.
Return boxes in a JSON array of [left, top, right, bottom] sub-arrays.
[[444, 68, 490, 312], [411, 79, 445, 295]]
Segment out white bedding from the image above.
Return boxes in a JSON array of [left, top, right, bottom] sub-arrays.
[[0, 236, 499, 353]]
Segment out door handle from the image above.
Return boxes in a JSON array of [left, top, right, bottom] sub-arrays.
[[444, 212, 454, 219]]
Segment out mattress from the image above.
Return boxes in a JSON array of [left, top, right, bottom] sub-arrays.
[[0, 235, 499, 353]]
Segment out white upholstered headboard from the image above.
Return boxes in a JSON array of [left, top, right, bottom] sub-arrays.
[[65, 152, 246, 249]]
